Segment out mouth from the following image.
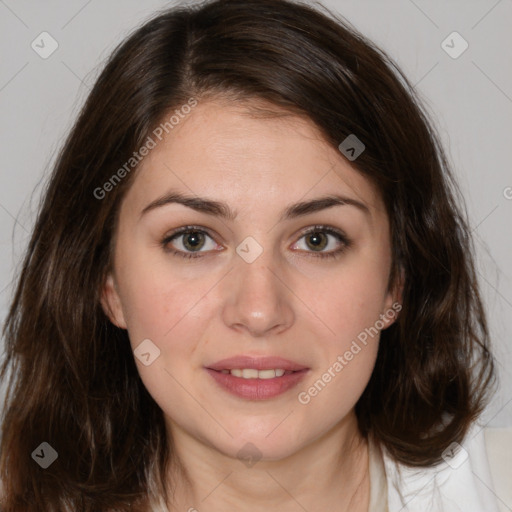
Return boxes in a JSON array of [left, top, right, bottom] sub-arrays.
[[204, 355, 310, 400], [210, 368, 304, 379]]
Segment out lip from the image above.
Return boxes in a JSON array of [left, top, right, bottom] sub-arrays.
[[205, 367, 309, 400], [205, 355, 309, 372]]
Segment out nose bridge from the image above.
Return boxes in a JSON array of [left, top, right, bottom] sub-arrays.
[[221, 239, 294, 336]]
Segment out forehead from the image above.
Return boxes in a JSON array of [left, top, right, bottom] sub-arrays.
[[121, 98, 385, 222]]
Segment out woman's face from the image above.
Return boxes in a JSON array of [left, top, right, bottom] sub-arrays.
[[102, 98, 400, 462]]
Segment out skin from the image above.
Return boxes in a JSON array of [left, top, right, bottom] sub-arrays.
[[102, 98, 402, 512]]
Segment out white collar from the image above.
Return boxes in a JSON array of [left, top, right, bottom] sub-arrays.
[[368, 434, 389, 511]]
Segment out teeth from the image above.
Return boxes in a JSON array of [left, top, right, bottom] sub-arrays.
[[222, 368, 287, 379], [241, 369, 258, 379]]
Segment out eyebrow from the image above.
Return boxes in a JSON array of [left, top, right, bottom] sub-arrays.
[[140, 190, 371, 222]]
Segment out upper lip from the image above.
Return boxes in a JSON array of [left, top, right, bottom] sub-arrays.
[[206, 355, 309, 372]]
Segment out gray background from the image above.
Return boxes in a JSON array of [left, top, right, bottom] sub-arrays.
[[1, 0, 511, 426]]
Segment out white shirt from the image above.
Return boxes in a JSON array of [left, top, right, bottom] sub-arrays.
[[368, 423, 512, 512]]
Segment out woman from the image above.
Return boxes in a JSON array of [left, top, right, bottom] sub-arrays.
[[0, 0, 509, 510]]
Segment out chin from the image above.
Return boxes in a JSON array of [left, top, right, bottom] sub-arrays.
[[219, 429, 306, 463]]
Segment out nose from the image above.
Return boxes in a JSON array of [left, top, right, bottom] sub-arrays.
[[221, 251, 295, 338]]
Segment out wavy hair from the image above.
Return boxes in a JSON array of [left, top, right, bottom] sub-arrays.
[[0, 0, 496, 510]]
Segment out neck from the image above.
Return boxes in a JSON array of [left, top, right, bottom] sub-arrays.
[[164, 412, 370, 512]]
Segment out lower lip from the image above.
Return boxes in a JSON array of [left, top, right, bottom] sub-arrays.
[[205, 368, 309, 400]]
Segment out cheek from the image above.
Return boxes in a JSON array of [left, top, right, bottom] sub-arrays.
[[309, 262, 390, 341], [301, 255, 389, 389], [115, 249, 218, 383], [115, 241, 203, 342], [298, 278, 383, 415], [116, 266, 211, 416]]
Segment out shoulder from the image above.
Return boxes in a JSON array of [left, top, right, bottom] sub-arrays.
[[381, 424, 512, 512]]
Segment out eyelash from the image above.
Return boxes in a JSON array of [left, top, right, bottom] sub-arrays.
[[161, 224, 352, 261]]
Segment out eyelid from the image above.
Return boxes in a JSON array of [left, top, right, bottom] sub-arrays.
[[297, 224, 347, 238]]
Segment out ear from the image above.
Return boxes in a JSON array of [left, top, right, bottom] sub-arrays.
[[100, 273, 128, 329], [381, 266, 404, 330]]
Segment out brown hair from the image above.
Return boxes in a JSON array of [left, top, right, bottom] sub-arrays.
[[0, 0, 496, 510]]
